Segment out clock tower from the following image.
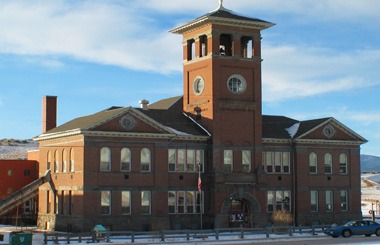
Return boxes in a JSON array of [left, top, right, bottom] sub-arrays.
[[171, 1, 274, 227]]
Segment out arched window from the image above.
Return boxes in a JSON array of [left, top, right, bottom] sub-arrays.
[[324, 153, 332, 174], [121, 148, 131, 172], [199, 35, 207, 57], [69, 148, 75, 172], [62, 149, 67, 173], [54, 150, 59, 173], [241, 36, 253, 58], [220, 34, 232, 56], [309, 153, 317, 174], [339, 154, 348, 174], [140, 148, 151, 172], [100, 147, 111, 171], [47, 151, 52, 171]]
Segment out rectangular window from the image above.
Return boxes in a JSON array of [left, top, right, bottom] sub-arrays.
[[267, 190, 291, 212], [121, 191, 131, 215], [265, 152, 274, 173], [168, 149, 176, 172], [196, 192, 203, 214], [264, 152, 290, 174], [141, 191, 151, 215], [177, 191, 185, 213], [340, 190, 348, 211], [223, 150, 233, 171], [187, 192, 195, 213], [177, 150, 185, 172], [242, 150, 251, 173], [168, 149, 204, 173], [283, 152, 290, 173], [311, 190, 318, 212], [24, 169, 31, 176], [326, 190, 333, 212], [168, 191, 203, 214], [187, 150, 195, 172], [275, 152, 282, 173], [168, 191, 176, 214], [196, 150, 204, 172], [267, 191, 274, 212], [101, 191, 111, 215]]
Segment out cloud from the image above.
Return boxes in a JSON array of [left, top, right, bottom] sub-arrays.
[[262, 45, 380, 103], [0, 0, 182, 74]]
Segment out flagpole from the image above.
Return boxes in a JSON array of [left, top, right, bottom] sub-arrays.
[[198, 163, 203, 230]]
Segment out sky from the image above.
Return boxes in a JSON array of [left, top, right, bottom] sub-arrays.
[[0, 0, 379, 157]]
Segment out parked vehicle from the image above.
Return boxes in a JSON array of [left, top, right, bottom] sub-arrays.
[[324, 220, 380, 238]]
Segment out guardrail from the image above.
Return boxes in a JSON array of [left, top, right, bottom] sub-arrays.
[[43, 225, 330, 244]]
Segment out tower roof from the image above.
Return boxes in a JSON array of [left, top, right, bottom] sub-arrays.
[[170, 2, 274, 34]]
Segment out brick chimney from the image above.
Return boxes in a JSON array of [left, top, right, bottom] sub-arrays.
[[42, 96, 57, 133]]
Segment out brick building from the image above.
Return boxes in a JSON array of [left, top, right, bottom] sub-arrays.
[[33, 2, 366, 231], [0, 160, 38, 224]]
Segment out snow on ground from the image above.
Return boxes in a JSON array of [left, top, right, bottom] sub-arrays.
[[361, 173, 380, 218]]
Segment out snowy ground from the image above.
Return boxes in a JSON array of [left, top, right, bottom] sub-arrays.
[[1, 173, 379, 244]]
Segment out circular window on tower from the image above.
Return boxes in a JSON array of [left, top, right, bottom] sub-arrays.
[[227, 74, 247, 94], [193, 76, 205, 96]]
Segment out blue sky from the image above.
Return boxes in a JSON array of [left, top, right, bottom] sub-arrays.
[[0, 0, 379, 156]]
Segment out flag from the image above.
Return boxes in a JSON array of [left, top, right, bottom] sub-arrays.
[[197, 176, 202, 192]]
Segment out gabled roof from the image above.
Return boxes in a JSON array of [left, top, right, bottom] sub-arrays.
[[263, 115, 367, 144], [36, 96, 209, 140], [137, 97, 208, 136], [170, 3, 274, 34]]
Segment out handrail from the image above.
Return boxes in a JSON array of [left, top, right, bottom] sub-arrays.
[[0, 170, 51, 216]]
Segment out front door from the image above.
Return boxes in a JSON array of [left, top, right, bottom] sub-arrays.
[[228, 199, 250, 228]]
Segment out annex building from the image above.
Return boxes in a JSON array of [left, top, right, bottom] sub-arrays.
[[32, 2, 367, 232]]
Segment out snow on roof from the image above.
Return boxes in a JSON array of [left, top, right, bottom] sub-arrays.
[[285, 122, 300, 139]]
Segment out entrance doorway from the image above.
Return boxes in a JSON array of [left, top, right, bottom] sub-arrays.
[[228, 199, 250, 228]]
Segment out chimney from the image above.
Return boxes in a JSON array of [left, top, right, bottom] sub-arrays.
[[42, 96, 57, 133], [139, 99, 149, 110]]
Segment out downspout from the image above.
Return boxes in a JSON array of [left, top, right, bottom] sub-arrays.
[[291, 139, 297, 226]]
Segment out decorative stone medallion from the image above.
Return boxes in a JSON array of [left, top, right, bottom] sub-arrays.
[[322, 124, 335, 139], [119, 114, 136, 131]]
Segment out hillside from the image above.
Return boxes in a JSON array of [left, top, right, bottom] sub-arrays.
[[0, 139, 38, 160], [361, 154, 380, 172]]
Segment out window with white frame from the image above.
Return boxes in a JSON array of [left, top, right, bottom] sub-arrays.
[[265, 152, 274, 173], [242, 150, 251, 173], [339, 154, 347, 174], [62, 149, 67, 173], [340, 190, 348, 211], [100, 147, 111, 171], [309, 153, 317, 174], [310, 190, 318, 212], [168, 191, 203, 214], [54, 150, 59, 173], [69, 148, 75, 172], [326, 190, 333, 212], [121, 148, 131, 172], [47, 151, 52, 171], [263, 152, 290, 174], [121, 191, 131, 215], [141, 191, 151, 214], [267, 190, 291, 212], [223, 150, 233, 171], [168, 149, 204, 173], [101, 191, 111, 215], [324, 153, 332, 174], [140, 148, 151, 172]]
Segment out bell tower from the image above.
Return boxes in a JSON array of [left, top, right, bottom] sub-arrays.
[[171, 1, 274, 171]]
